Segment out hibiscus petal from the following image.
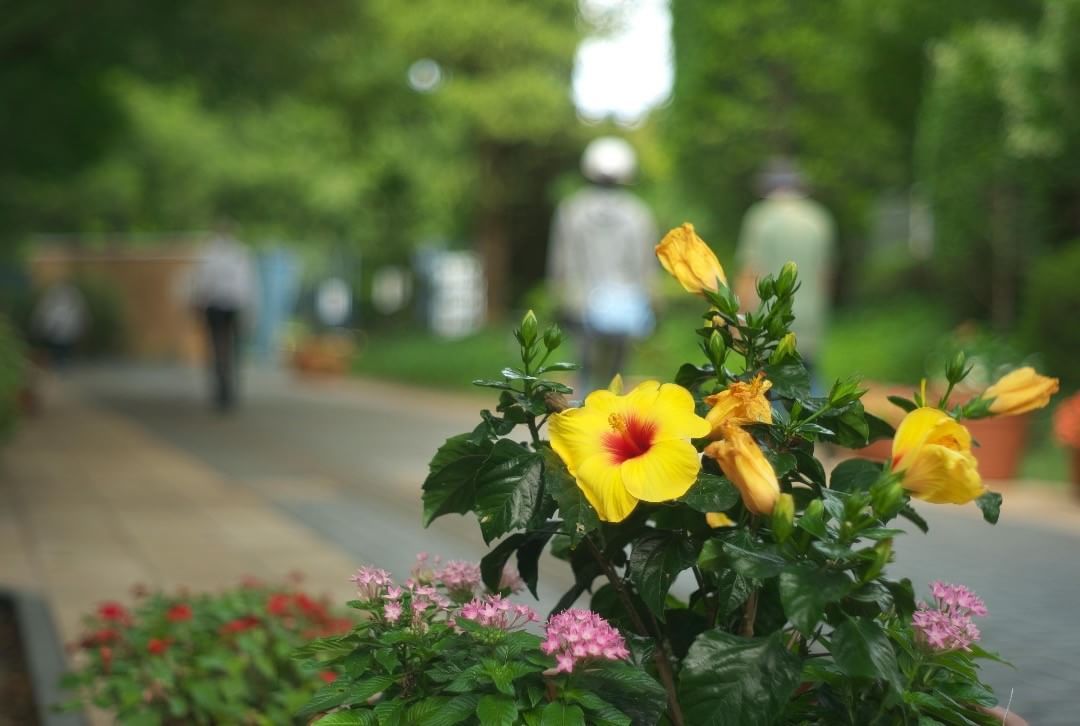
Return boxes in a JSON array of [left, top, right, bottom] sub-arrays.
[[549, 407, 612, 470], [620, 439, 702, 502], [575, 454, 640, 522], [622, 380, 710, 441]]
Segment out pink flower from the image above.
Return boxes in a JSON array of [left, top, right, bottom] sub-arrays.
[[541, 609, 629, 673], [912, 581, 988, 652], [349, 566, 393, 602], [410, 553, 440, 585], [498, 564, 526, 595], [436, 560, 482, 600], [383, 601, 403, 623], [459, 595, 538, 630]]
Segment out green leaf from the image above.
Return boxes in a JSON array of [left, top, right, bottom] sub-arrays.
[[762, 360, 811, 399], [476, 695, 519, 726], [796, 503, 829, 539], [831, 617, 903, 692], [675, 362, 714, 390], [573, 662, 667, 726], [975, 491, 1002, 524], [678, 630, 802, 726], [887, 395, 918, 413], [628, 531, 697, 618], [297, 675, 391, 719], [537, 361, 578, 373], [865, 412, 896, 442], [540, 702, 586, 726], [543, 450, 599, 545], [899, 504, 929, 534], [830, 459, 884, 493], [474, 439, 543, 543], [566, 692, 630, 726], [422, 436, 494, 526], [722, 540, 787, 579], [313, 712, 376, 726], [680, 473, 740, 513], [480, 527, 555, 597], [419, 694, 480, 726], [781, 566, 846, 635], [779, 566, 852, 635]]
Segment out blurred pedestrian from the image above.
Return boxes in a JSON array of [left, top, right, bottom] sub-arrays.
[[548, 137, 657, 394], [189, 222, 259, 411], [31, 281, 87, 369], [735, 158, 836, 383]]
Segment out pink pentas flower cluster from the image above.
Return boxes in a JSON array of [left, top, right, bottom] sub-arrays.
[[436, 560, 483, 599], [498, 564, 526, 595], [541, 609, 630, 673], [912, 581, 987, 652], [459, 595, 538, 630], [349, 567, 392, 602]]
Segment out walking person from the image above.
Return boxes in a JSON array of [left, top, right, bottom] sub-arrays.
[[735, 158, 836, 384], [548, 137, 658, 394], [190, 222, 259, 411]]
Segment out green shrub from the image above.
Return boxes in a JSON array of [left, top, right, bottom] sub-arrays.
[[1024, 241, 1080, 387], [62, 582, 353, 724], [0, 316, 25, 440]]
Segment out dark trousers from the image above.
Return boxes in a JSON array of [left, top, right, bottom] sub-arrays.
[[204, 306, 239, 410]]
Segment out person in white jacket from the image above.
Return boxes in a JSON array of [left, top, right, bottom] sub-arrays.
[[189, 224, 259, 411]]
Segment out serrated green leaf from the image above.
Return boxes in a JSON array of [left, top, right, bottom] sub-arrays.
[[573, 662, 666, 725], [476, 695, 519, 726], [474, 439, 543, 543], [680, 473, 740, 513], [313, 711, 376, 726], [422, 436, 494, 526], [722, 540, 787, 579], [540, 701, 586, 726], [419, 694, 479, 726], [830, 459, 884, 493], [831, 617, 903, 692], [779, 567, 852, 635], [678, 630, 801, 726], [975, 491, 1002, 524], [628, 531, 697, 618], [899, 504, 929, 534]]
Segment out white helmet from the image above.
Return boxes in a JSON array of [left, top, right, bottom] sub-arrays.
[[581, 136, 637, 185]]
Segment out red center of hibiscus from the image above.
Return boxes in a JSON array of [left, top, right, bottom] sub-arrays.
[[603, 414, 657, 464]]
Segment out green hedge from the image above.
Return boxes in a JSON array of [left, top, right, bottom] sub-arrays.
[[0, 315, 25, 440], [1024, 241, 1080, 387]]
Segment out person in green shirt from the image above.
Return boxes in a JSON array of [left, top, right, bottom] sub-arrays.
[[735, 158, 836, 383]]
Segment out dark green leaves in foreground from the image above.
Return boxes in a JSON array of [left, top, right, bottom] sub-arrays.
[[679, 630, 801, 726], [422, 437, 543, 544], [975, 491, 1002, 524], [628, 531, 697, 618], [831, 617, 903, 692]]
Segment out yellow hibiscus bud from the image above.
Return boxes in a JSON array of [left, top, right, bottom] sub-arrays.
[[706, 512, 736, 528], [655, 223, 728, 295], [704, 373, 772, 438], [704, 424, 781, 515], [890, 407, 984, 505], [982, 367, 1059, 416]]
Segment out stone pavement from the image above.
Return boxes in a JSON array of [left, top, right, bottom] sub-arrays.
[[3, 364, 1079, 723]]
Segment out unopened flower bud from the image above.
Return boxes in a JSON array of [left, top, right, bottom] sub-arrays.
[[871, 479, 906, 519], [776, 261, 798, 296], [863, 539, 893, 582], [543, 323, 563, 351], [544, 391, 570, 413], [803, 498, 825, 523], [756, 276, 776, 300], [707, 331, 726, 366], [519, 310, 539, 347], [772, 493, 795, 542], [770, 333, 798, 364], [828, 377, 864, 407], [945, 351, 968, 385]]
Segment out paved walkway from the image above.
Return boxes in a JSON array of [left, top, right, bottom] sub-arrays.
[[2, 365, 1078, 723]]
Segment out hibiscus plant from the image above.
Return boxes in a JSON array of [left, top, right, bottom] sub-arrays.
[[307, 224, 1057, 725]]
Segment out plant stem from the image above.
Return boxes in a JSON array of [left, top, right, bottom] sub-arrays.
[[584, 538, 685, 726], [741, 589, 759, 637]]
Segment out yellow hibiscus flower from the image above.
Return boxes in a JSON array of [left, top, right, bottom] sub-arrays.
[[890, 407, 984, 504], [703, 424, 781, 515], [548, 380, 711, 522]]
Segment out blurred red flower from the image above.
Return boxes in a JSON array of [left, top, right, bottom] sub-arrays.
[[166, 604, 193, 622]]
